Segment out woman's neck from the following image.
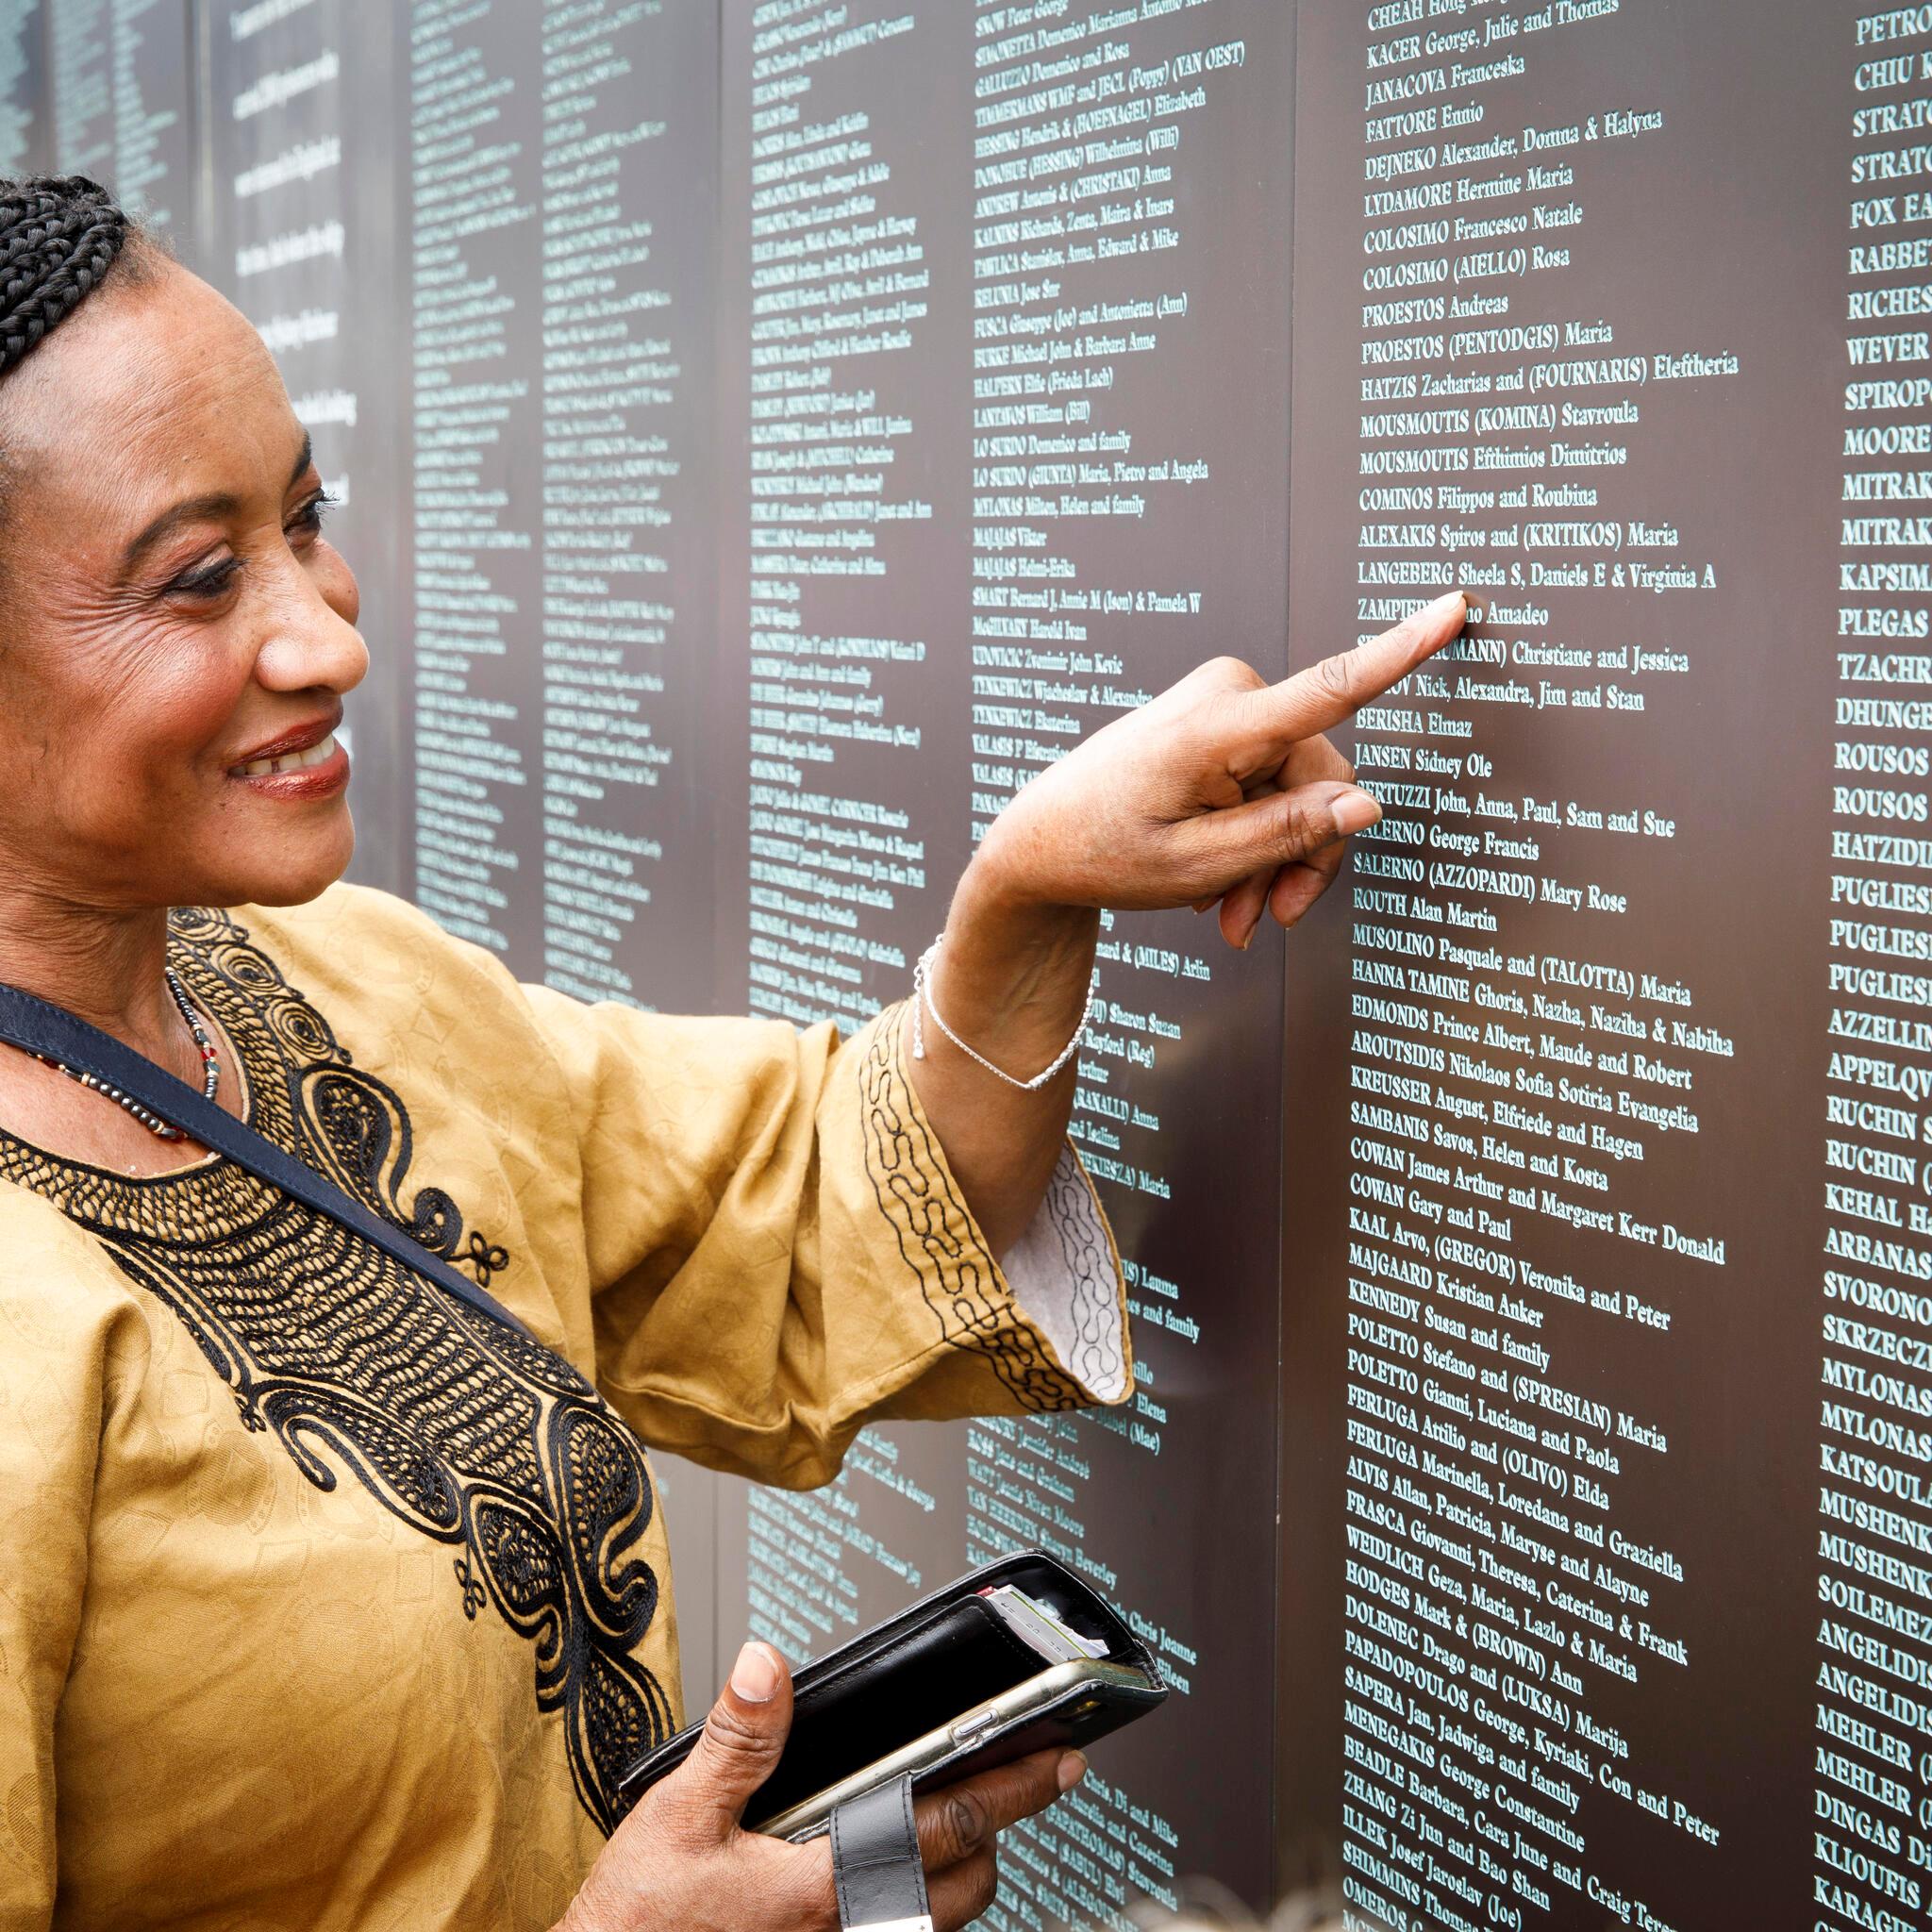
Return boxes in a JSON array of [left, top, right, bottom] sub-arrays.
[[0, 891, 183, 1063]]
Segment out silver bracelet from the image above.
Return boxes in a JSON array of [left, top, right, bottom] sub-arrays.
[[909, 933, 1099, 1092]]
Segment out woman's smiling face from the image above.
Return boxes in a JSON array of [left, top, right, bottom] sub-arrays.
[[0, 251, 368, 915]]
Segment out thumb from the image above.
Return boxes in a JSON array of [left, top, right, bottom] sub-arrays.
[[662, 1641, 793, 1840]]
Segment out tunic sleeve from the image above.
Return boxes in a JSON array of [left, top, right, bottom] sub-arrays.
[[519, 987, 1133, 1491], [0, 1208, 130, 1931]]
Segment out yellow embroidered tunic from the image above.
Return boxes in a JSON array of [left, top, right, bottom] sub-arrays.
[[0, 886, 1130, 1932]]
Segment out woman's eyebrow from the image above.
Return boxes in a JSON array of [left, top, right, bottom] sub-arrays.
[[119, 491, 240, 575], [119, 436, 315, 576]]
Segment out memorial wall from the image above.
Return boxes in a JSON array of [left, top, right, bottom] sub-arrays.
[[1282, 8, 1920, 1929], [3, 4, 1927, 1928]]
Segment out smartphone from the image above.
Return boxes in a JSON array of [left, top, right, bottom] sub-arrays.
[[616, 1555, 1170, 1840], [762, 1655, 1154, 1839]]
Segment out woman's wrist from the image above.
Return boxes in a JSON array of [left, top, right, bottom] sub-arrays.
[[929, 845, 1100, 1085]]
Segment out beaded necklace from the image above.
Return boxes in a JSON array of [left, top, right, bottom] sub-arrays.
[[32, 968, 220, 1141]]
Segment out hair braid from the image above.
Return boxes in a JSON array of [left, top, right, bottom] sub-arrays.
[[0, 176, 130, 379]]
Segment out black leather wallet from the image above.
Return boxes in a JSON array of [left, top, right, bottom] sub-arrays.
[[618, 1550, 1168, 1839]]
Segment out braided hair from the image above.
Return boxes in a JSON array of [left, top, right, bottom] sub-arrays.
[[0, 176, 149, 380]]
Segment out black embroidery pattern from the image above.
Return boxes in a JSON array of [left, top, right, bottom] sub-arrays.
[[1034, 1145, 1129, 1399], [0, 907, 671, 1833], [857, 1005, 1091, 1413]]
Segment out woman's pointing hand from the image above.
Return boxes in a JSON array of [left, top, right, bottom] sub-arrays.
[[971, 590, 1470, 950]]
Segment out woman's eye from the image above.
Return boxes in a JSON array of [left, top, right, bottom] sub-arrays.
[[165, 557, 243, 600], [288, 490, 338, 541]]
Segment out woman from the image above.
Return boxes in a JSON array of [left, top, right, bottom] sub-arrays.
[[0, 178, 1464, 1931]]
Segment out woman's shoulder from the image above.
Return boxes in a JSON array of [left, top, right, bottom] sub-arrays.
[[221, 884, 582, 1158], [232, 882, 542, 1050], [239, 880, 505, 986]]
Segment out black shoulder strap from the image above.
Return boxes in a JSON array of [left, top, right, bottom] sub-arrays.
[[0, 980, 533, 1341]]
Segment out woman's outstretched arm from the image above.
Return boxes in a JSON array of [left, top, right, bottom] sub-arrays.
[[910, 591, 1469, 1257]]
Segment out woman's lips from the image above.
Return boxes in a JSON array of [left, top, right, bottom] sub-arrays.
[[227, 732, 350, 799], [232, 727, 338, 777]]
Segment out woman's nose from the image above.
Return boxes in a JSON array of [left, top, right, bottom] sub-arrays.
[[253, 574, 370, 698], [254, 611, 370, 698]]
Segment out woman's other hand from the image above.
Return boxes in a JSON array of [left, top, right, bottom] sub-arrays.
[[558, 1641, 1081, 1931], [971, 590, 1470, 951]]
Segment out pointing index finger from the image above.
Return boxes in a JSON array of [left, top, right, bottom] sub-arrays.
[[1236, 590, 1469, 753]]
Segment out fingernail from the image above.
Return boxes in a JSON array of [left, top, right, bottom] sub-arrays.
[[1332, 789, 1381, 837], [1058, 1752, 1087, 1793], [1431, 589, 1468, 620], [731, 1641, 780, 1703]]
